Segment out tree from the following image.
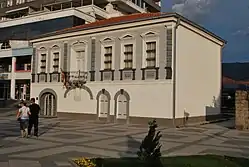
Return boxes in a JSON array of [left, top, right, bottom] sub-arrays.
[[137, 119, 162, 161]]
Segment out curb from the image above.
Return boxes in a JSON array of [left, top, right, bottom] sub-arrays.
[[177, 117, 233, 128]]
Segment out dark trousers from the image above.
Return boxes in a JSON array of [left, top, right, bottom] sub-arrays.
[[28, 117, 39, 136]]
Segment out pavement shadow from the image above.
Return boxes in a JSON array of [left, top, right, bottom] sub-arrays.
[[119, 135, 140, 156], [0, 119, 21, 140], [39, 121, 60, 137]]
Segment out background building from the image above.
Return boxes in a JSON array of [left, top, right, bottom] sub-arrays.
[[0, 0, 161, 41], [0, 40, 32, 100]]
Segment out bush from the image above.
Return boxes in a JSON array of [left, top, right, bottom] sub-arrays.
[[137, 119, 162, 161]]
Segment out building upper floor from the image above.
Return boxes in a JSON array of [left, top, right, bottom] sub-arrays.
[[0, 0, 161, 42], [0, 40, 32, 57], [0, 0, 161, 26], [30, 13, 225, 84], [0, 40, 32, 74]]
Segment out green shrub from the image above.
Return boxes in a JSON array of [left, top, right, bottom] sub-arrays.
[[137, 119, 162, 161]]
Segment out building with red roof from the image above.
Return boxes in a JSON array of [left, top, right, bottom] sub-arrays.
[[30, 12, 226, 126]]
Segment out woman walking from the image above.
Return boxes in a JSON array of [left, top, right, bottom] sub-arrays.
[[16, 101, 31, 138]]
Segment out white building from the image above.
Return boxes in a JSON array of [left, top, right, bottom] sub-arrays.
[[0, 40, 32, 100], [30, 12, 226, 126]]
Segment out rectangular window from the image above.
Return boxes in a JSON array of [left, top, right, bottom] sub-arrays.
[[124, 44, 133, 69], [104, 46, 112, 70], [166, 29, 173, 79], [40, 53, 46, 73], [7, 0, 13, 6], [76, 50, 85, 71], [146, 41, 156, 68], [53, 52, 59, 72], [0, 2, 5, 8]]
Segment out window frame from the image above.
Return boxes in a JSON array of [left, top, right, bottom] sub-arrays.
[[71, 41, 88, 72], [38, 47, 48, 73], [100, 37, 115, 71], [141, 31, 159, 68], [51, 45, 61, 73], [145, 41, 157, 68], [120, 34, 136, 70]]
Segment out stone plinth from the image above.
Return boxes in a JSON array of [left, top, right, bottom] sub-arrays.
[[235, 90, 249, 130]]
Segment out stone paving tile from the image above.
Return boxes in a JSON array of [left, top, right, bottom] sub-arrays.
[[0, 162, 8, 167], [9, 160, 41, 167], [178, 128, 207, 133], [0, 110, 249, 166], [54, 161, 73, 167]]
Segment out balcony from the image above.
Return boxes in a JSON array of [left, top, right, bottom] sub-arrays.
[[14, 55, 31, 79], [77, 5, 109, 19], [109, 0, 146, 13], [63, 71, 88, 89], [15, 55, 31, 72], [14, 64, 31, 79], [0, 57, 12, 73], [0, 7, 96, 28], [0, 48, 12, 58]]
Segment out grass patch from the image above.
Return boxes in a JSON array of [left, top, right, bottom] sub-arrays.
[[73, 155, 249, 167]]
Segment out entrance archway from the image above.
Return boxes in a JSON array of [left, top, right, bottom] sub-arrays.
[[96, 89, 111, 121], [114, 89, 130, 123], [39, 89, 57, 117]]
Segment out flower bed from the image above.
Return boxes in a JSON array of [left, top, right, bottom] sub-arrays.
[[73, 158, 98, 167], [72, 155, 249, 167]]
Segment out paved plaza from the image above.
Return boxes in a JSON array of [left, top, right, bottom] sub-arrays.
[[1, 110, 249, 167]]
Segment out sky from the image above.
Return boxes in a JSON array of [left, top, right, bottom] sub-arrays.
[[162, 0, 249, 63]]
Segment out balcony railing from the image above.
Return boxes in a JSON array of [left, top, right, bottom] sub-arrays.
[[15, 64, 31, 72], [62, 70, 88, 89]]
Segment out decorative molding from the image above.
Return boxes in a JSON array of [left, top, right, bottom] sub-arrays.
[[119, 33, 135, 40], [72, 41, 87, 52], [63, 84, 93, 100], [140, 30, 159, 38], [38, 47, 47, 51], [96, 89, 111, 100], [100, 36, 115, 44], [51, 45, 60, 50]]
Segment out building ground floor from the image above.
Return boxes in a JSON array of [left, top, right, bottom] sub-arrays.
[[0, 79, 30, 100], [31, 81, 222, 126]]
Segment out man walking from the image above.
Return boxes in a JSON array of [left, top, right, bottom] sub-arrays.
[[28, 98, 40, 137]]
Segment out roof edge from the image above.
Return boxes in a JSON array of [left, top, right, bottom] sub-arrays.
[[31, 12, 226, 45]]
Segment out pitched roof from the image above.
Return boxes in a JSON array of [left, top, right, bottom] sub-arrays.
[[32, 12, 226, 44], [59, 12, 163, 34]]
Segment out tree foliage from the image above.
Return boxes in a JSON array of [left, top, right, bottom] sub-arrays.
[[137, 119, 162, 161]]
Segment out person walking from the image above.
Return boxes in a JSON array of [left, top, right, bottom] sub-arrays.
[[16, 101, 31, 138], [28, 98, 40, 137]]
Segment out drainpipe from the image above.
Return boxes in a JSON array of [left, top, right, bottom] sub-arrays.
[[172, 17, 181, 128]]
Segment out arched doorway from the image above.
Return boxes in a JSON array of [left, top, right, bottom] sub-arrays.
[[114, 89, 130, 123], [39, 89, 57, 117], [40, 93, 57, 117], [117, 94, 128, 119], [96, 89, 111, 121], [99, 94, 109, 118]]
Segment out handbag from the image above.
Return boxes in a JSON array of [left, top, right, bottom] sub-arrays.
[[17, 117, 21, 122]]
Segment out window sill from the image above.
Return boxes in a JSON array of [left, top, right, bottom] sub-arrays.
[[141, 67, 159, 70], [119, 68, 136, 71], [100, 69, 115, 72]]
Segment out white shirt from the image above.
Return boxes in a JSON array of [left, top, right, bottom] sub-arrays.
[[19, 106, 30, 120]]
